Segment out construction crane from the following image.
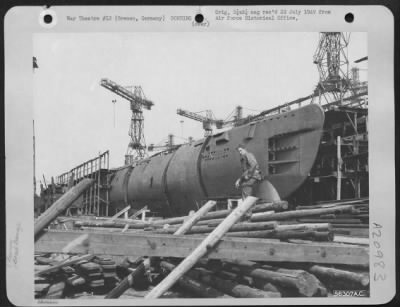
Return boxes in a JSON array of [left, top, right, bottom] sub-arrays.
[[312, 32, 354, 104], [100, 78, 154, 165], [176, 106, 243, 136], [176, 109, 221, 136]]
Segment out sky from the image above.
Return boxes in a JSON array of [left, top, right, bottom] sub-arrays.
[[33, 32, 367, 188]]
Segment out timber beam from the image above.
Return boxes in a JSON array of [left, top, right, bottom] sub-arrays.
[[35, 230, 369, 266]]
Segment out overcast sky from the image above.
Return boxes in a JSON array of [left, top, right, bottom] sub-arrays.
[[33, 32, 367, 187]]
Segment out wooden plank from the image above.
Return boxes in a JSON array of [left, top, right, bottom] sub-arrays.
[[35, 230, 369, 266], [110, 205, 131, 221]]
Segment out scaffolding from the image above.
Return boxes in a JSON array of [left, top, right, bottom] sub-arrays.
[[56, 151, 110, 216], [289, 106, 368, 206]]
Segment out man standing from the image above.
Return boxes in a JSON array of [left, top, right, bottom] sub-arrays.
[[235, 143, 262, 199]]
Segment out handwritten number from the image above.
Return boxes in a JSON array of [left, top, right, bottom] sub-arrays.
[[374, 273, 386, 281]]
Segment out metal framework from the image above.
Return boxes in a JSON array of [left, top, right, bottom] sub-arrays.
[[312, 32, 353, 105], [176, 105, 243, 136], [177, 108, 221, 136], [289, 107, 368, 206], [100, 78, 154, 165], [56, 151, 110, 216]]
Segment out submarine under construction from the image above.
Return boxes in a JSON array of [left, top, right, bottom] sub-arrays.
[[36, 32, 369, 219]]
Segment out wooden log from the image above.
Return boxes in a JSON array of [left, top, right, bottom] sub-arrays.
[[226, 229, 333, 241], [35, 283, 51, 296], [36, 230, 370, 266], [74, 219, 151, 229], [225, 260, 325, 297], [35, 254, 93, 276], [275, 223, 331, 232], [331, 224, 369, 229], [225, 229, 276, 238], [333, 214, 369, 219], [253, 201, 288, 212], [173, 200, 217, 235], [160, 261, 231, 298], [195, 261, 254, 287], [309, 265, 369, 287], [250, 205, 355, 223], [45, 281, 66, 299], [187, 267, 280, 298], [145, 196, 259, 299], [252, 278, 281, 293], [67, 274, 86, 287], [318, 214, 336, 219], [275, 230, 334, 242], [296, 198, 368, 210], [105, 259, 149, 298], [195, 218, 225, 226], [297, 218, 362, 224], [156, 221, 277, 235], [35, 178, 94, 239]]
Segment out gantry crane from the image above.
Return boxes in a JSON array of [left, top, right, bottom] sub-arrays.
[[100, 78, 154, 165], [177, 106, 243, 136]]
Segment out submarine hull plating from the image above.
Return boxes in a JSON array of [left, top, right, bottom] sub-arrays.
[[109, 104, 325, 216]]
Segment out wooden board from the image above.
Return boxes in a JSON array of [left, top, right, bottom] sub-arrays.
[[35, 230, 369, 266]]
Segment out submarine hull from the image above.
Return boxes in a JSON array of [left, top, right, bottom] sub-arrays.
[[109, 104, 325, 216]]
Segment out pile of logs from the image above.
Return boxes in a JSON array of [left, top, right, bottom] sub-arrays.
[[34, 254, 120, 298], [72, 198, 369, 244], [157, 257, 369, 298], [294, 198, 369, 237], [35, 196, 370, 299], [34, 253, 369, 299]]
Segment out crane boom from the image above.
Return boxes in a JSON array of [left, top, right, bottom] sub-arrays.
[[176, 108, 213, 123], [100, 78, 154, 110]]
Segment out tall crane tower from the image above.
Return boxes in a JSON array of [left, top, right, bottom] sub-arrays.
[[100, 78, 154, 165], [312, 32, 353, 104]]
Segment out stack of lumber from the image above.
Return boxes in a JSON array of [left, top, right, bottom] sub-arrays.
[[71, 199, 368, 242], [34, 254, 118, 299], [294, 198, 369, 238], [35, 197, 370, 299]]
